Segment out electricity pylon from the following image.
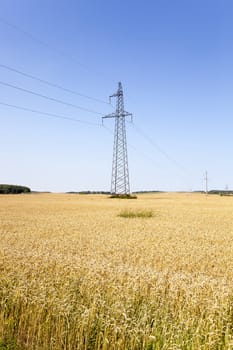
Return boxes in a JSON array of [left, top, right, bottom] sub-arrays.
[[103, 82, 133, 194], [205, 170, 208, 194]]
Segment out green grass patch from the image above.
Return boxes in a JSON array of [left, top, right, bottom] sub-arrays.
[[0, 339, 20, 350], [118, 209, 154, 218]]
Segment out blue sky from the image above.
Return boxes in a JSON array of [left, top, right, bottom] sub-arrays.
[[0, 0, 233, 192]]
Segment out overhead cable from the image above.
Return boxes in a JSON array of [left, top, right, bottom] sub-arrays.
[[102, 125, 162, 168], [129, 123, 191, 174], [0, 80, 104, 115], [0, 63, 110, 105], [0, 101, 101, 126], [0, 17, 108, 79], [0, 17, 83, 65]]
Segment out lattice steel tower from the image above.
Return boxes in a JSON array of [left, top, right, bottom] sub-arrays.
[[103, 82, 133, 194]]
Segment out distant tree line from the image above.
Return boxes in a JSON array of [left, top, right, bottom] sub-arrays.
[[193, 190, 233, 196], [66, 191, 111, 195], [0, 184, 31, 194], [133, 190, 164, 194], [208, 190, 233, 196], [67, 190, 163, 195]]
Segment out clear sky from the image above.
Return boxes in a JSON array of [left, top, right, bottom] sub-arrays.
[[0, 0, 233, 192]]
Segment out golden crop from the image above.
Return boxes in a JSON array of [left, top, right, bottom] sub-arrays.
[[1, 193, 233, 349]]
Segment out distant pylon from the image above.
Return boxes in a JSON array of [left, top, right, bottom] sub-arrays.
[[205, 170, 208, 194], [103, 82, 133, 194]]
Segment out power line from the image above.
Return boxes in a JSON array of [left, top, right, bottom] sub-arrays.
[[103, 123, 195, 190], [130, 122, 205, 186], [0, 101, 101, 126], [0, 80, 104, 116], [0, 63, 110, 105], [130, 123, 191, 174], [0, 17, 85, 66], [103, 124, 163, 168], [0, 16, 109, 80]]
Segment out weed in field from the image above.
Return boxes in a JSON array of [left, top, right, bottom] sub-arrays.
[[118, 209, 154, 218]]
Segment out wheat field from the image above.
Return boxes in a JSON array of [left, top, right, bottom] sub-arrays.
[[1, 193, 233, 349]]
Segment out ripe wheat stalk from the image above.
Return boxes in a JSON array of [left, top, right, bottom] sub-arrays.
[[1, 193, 233, 349]]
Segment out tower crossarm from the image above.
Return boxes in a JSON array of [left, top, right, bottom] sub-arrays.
[[102, 112, 133, 120], [121, 112, 133, 119], [102, 113, 116, 120]]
